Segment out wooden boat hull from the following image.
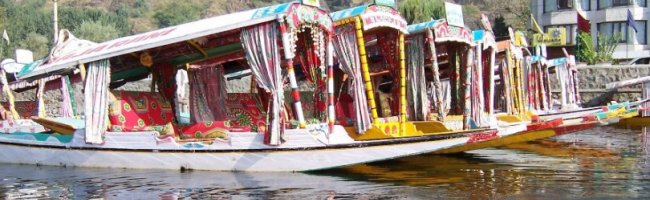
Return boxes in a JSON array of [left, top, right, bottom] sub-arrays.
[[617, 117, 650, 128], [431, 121, 598, 154], [0, 127, 498, 172]]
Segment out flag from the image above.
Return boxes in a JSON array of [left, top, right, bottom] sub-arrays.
[[480, 13, 492, 32], [2, 29, 9, 44], [530, 13, 544, 34], [627, 9, 638, 33], [577, 12, 590, 33]]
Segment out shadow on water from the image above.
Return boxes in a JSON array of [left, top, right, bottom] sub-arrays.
[[0, 126, 649, 199]]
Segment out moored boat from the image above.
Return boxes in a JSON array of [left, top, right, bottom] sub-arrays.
[[0, 1, 504, 172]]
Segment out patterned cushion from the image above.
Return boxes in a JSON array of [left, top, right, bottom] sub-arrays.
[[1, 101, 38, 119], [108, 91, 174, 131], [225, 93, 266, 132], [177, 121, 232, 140]]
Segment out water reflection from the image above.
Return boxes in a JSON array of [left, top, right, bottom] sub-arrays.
[[0, 126, 649, 199]]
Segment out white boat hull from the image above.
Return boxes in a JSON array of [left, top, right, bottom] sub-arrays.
[[0, 126, 491, 172]]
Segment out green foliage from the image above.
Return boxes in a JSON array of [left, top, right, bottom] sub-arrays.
[[463, 4, 481, 28], [576, 32, 621, 65], [398, 0, 445, 24], [18, 32, 49, 58], [492, 16, 508, 37], [75, 20, 120, 42], [154, 2, 201, 28], [576, 32, 596, 64]]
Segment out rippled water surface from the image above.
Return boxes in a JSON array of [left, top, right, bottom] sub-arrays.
[[1, 126, 649, 199]]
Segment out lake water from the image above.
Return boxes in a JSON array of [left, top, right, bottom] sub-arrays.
[[1, 126, 649, 199]]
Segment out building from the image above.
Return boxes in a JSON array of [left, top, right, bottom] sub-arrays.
[[531, 0, 649, 60]]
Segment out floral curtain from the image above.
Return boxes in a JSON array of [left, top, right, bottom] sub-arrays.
[[406, 35, 429, 121], [84, 59, 111, 144], [241, 22, 285, 145], [189, 65, 228, 122], [332, 24, 372, 133]]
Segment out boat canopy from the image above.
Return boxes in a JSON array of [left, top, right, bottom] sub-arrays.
[[18, 1, 333, 81], [472, 30, 497, 50], [330, 3, 407, 34], [407, 19, 474, 46]]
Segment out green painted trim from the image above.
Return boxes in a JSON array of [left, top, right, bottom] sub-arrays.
[[111, 67, 150, 82], [169, 43, 243, 65]]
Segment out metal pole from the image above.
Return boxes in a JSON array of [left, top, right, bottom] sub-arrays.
[[53, 0, 59, 43]]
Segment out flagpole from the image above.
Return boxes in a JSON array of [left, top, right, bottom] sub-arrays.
[[53, 0, 58, 43]]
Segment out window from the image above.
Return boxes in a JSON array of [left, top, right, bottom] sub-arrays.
[[544, 0, 578, 12], [579, 0, 591, 10], [544, 0, 558, 13], [597, 21, 647, 44], [545, 24, 577, 44], [599, 0, 647, 9], [558, 0, 573, 9]]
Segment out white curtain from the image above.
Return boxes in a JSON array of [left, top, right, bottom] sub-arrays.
[[241, 22, 284, 145], [406, 35, 429, 121], [84, 59, 111, 144], [332, 24, 372, 133]]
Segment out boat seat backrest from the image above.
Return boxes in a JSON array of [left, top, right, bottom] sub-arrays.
[[1, 101, 38, 119], [225, 93, 266, 132], [108, 90, 174, 131]]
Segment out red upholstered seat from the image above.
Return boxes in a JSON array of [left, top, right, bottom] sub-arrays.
[[225, 93, 267, 133], [1, 101, 38, 119], [109, 91, 253, 141], [108, 91, 174, 132]]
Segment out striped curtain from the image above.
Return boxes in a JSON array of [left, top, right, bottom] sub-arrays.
[[241, 22, 284, 145], [406, 35, 429, 121], [84, 59, 111, 144], [332, 24, 372, 133]]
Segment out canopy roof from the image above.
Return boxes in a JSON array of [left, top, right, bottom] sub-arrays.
[[472, 30, 497, 50], [330, 4, 408, 34], [19, 1, 332, 80], [407, 19, 474, 46]]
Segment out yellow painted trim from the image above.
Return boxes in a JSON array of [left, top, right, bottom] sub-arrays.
[[399, 33, 406, 136], [186, 40, 208, 58], [433, 129, 557, 154], [354, 16, 379, 121]]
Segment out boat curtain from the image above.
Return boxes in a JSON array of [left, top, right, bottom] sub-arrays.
[[333, 23, 372, 133], [241, 22, 285, 145], [60, 76, 75, 118], [406, 35, 429, 121], [188, 65, 228, 123], [84, 59, 111, 144]]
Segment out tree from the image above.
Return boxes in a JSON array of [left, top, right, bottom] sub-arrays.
[[463, 4, 481, 29], [398, 0, 445, 24], [492, 16, 509, 38], [154, 2, 201, 28], [18, 32, 49, 59], [74, 20, 120, 42]]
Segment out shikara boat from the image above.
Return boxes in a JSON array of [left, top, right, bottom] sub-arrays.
[[416, 26, 603, 154], [329, 2, 505, 153], [0, 1, 506, 172]]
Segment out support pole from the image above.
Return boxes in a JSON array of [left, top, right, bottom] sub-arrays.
[[463, 49, 473, 130], [399, 33, 406, 135], [327, 36, 335, 134], [426, 29, 444, 122], [354, 16, 379, 121], [278, 17, 306, 128]]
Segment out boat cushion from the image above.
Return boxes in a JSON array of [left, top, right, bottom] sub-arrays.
[[1, 101, 38, 119], [108, 91, 174, 131], [225, 93, 266, 132], [176, 121, 232, 140]]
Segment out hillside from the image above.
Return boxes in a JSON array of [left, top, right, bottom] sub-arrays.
[[0, 0, 527, 59]]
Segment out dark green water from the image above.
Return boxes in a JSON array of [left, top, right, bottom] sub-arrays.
[[0, 126, 648, 199]]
